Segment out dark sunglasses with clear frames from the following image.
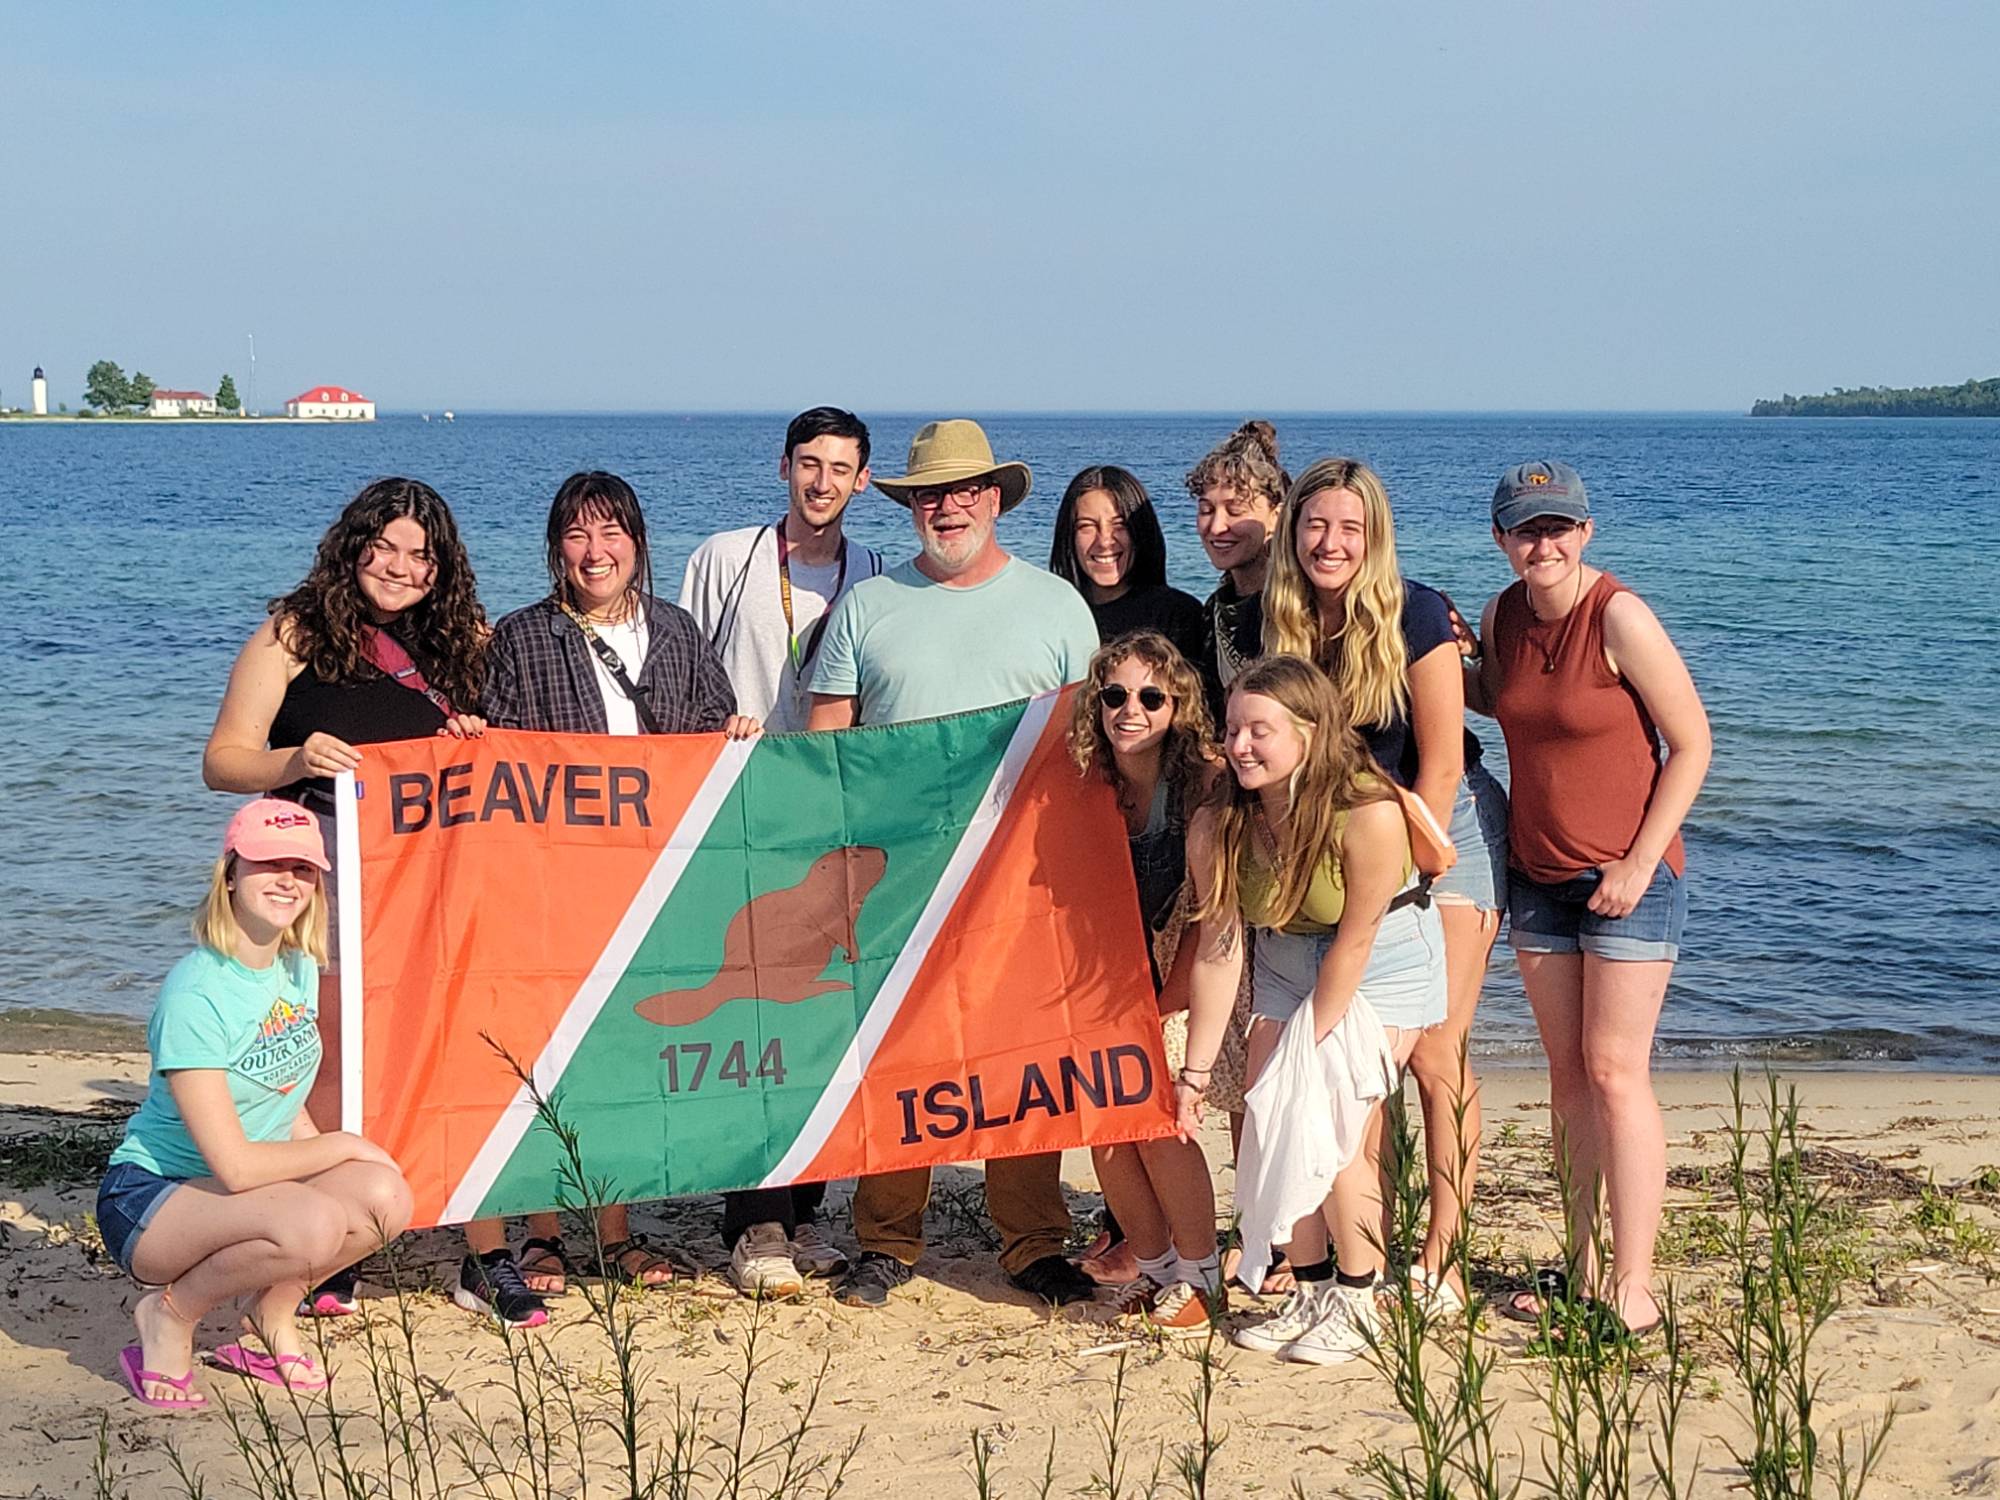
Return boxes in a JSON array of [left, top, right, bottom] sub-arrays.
[[1098, 684, 1169, 712]]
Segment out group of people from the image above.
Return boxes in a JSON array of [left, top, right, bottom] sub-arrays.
[[95, 409, 1710, 1409]]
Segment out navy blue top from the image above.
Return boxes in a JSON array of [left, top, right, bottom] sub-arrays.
[[1342, 580, 1484, 788]]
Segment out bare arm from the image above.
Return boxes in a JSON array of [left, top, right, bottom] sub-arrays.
[[1309, 800, 1408, 1041], [1462, 595, 1502, 717], [808, 693, 861, 731], [1587, 591, 1710, 917], [169, 1069, 392, 1193], [203, 617, 357, 791], [1406, 641, 1466, 825], [1174, 805, 1246, 1137]]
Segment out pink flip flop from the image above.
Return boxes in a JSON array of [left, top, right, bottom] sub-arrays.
[[119, 1345, 207, 1411], [207, 1343, 331, 1392]]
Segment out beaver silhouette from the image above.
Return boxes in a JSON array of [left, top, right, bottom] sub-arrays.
[[633, 844, 887, 1045]]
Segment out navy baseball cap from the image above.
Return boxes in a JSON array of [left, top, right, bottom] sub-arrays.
[[1492, 461, 1590, 531]]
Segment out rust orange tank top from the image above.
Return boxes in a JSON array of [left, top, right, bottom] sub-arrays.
[[1491, 572, 1685, 883]]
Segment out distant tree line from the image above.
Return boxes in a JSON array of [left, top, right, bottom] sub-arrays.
[[1750, 377, 2000, 417], [81, 360, 242, 413]]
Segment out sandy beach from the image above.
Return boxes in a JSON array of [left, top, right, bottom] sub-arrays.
[[3, 1038, 1995, 1498]]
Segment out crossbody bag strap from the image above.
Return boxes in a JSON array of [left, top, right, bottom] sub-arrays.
[[557, 599, 665, 735], [361, 626, 456, 718]]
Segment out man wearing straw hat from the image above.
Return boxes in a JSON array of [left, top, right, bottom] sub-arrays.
[[808, 418, 1100, 1309]]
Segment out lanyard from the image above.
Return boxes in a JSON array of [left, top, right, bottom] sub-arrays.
[[774, 517, 847, 672]]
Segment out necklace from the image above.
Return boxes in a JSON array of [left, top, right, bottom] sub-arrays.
[[1251, 802, 1284, 865], [1528, 568, 1586, 674]]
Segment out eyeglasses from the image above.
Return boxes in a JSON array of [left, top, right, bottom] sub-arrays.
[[1099, 684, 1169, 712], [911, 479, 996, 512]]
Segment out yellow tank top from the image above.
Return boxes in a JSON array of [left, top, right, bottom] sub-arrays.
[[1238, 803, 1414, 936]]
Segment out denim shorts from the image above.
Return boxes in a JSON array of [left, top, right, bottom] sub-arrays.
[[1508, 862, 1686, 962], [1428, 762, 1508, 913], [1251, 899, 1448, 1031], [96, 1161, 182, 1276]]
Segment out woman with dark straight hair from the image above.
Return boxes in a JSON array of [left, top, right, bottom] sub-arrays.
[[1049, 465, 1204, 665], [458, 470, 752, 1328]]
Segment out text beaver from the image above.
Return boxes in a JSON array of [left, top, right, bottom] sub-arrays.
[[633, 845, 889, 1041], [387, 760, 651, 834]]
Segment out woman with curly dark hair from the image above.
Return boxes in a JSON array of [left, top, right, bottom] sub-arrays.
[[203, 476, 487, 1317], [1065, 631, 1229, 1337]]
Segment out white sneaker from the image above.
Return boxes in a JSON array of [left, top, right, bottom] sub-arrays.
[[1232, 1282, 1328, 1353], [789, 1220, 849, 1279], [1280, 1282, 1380, 1365], [730, 1222, 804, 1300]]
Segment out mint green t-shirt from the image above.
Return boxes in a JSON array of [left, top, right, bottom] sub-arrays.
[[810, 556, 1099, 725], [108, 946, 323, 1181]]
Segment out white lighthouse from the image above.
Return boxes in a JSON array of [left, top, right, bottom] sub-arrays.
[[31, 366, 48, 416]]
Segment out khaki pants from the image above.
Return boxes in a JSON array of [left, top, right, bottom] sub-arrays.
[[851, 1152, 1069, 1276]]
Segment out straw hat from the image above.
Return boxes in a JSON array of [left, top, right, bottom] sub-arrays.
[[872, 419, 1033, 514]]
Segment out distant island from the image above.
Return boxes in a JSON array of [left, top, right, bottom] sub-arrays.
[[1750, 377, 2000, 417]]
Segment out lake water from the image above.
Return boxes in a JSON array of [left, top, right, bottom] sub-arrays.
[[2, 413, 1996, 1068]]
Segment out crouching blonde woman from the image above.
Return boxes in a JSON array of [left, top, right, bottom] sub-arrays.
[[95, 800, 412, 1410], [1177, 655, 1447, 1364]]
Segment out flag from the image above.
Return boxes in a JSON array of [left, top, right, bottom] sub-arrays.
[[335, 688, 1174, 1229]]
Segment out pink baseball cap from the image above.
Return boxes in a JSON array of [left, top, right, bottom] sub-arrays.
[[222, 798, 331, 871]]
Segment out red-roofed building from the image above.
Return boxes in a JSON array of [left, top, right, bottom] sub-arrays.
[[149, 388, 218, 416], [286, 385, 376, 420]]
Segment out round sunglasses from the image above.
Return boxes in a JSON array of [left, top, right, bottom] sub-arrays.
[[1098, 684, 1169, 712]]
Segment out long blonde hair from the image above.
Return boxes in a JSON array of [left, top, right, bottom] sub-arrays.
[[1195, 654, 1391, 928], [1262, 457, 1409, 730], [193, 854, 330, 968]]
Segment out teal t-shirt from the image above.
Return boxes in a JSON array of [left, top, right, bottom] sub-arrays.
[[108, 946, 323, 1181], [810, 556, 1099, 725]]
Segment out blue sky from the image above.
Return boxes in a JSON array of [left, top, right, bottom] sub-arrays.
[[4, 3, 1995, 412]]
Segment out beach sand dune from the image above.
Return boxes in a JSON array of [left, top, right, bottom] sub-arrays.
[[3, 1047, 1996, 1498]]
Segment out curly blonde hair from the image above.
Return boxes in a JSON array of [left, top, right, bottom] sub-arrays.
[[1184, 420, 1290, 511], [1193, 654, 1390, 929], [1069, 631, 1217, 803], [1262, 457, 1410, 732]]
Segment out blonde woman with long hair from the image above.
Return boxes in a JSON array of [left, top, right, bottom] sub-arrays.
[[94, 801, 412, 1410], [1176, 656, 1447, 1364], [1263, 457, 1509, 1311]]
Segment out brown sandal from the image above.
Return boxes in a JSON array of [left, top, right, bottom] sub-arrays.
[[594, 1235, 695, 1287], [517, 1236, 573, 1296]]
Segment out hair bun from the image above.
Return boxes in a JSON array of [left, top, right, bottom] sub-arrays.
[[1231, 420, 1280, 466]]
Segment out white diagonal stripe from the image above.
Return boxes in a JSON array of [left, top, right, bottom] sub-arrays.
[[760, 690, 1058, 1185], [336, 771, 365, 1133], [441, 738, 755, 1224]]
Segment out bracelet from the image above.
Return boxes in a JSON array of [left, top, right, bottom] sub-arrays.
[[1175, 1070, 1210, 1093], [1182, 1061, 1214, 1074]]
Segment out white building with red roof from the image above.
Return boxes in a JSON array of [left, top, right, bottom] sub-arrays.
[[149, 388, 218, 416], [286, 384, 376, 420]]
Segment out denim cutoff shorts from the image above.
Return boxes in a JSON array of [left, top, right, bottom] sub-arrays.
[[1507, 862, 1686, 963], [1251, 898, 1448, 1032], [96, 1161, 183, 1276], [1428, 763, 1508, 913]]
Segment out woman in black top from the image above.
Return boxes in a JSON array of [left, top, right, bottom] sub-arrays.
[[1048, 466, 1204, 660], [203, 477, 487, 1316]]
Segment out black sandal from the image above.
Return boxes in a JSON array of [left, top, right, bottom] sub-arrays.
[[593, 1235, 695, 1287], [1498, 1266, 1576, 1324], [518, 1235, 574, 1296]]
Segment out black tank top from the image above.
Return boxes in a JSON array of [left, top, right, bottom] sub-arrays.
[[269, 665, 447, 807]]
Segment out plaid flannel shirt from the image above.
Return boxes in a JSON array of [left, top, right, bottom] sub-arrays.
[[483, 595, 736, 734]]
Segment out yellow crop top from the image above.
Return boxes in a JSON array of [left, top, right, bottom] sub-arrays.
[[1238, 805, 1415, 937]]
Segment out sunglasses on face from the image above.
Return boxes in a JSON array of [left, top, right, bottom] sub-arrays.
[[1099, 684, 1169, 712]]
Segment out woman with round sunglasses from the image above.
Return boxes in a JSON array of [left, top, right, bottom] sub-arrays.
[[1261, 457, 1509, 1311], [1467, 462, 1710, 1337], [1067, 632, 1225, 1336], [1049, 466, 1204, 665]]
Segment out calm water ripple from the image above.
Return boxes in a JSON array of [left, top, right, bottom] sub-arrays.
[[3, 413, 1996, 1067]]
